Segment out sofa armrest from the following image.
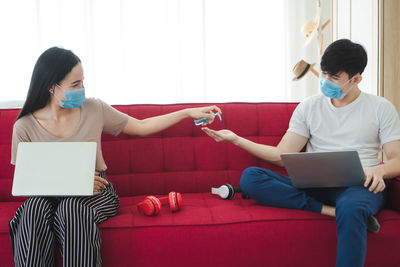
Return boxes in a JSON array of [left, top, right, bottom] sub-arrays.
[[388, 177, 400, 212]]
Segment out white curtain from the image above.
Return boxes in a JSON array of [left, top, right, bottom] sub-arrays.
[[337, 0, 378, 96], [0, 0, 328, 107]]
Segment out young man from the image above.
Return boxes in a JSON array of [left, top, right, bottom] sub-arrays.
[[202, 39, 400, 267]]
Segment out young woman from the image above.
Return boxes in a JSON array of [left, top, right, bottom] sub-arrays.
[[9, 47, 221, 267]]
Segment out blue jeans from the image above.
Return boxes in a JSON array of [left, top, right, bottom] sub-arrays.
[[240, 167, 387, 267]]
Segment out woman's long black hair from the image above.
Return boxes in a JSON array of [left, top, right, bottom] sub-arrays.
[[17, 47, 81, 120]]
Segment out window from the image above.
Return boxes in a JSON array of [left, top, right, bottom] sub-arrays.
[[5, 1, 376, 107], [0, 0, 289, 106]]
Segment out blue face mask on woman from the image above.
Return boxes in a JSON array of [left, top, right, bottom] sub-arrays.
[[320, 77, 354, 99], [53, 84, 86, 108]]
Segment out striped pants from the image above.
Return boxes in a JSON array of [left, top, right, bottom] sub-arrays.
[[9, 172, 119, 267]]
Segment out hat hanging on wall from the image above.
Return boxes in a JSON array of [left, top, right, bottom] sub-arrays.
[[292, 60, 319, 81], [301, 14, 321, 47]]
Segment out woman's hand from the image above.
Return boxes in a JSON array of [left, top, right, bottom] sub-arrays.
[[94, 175, 108, 194], [201, 127, 239, 144], [186, 105, 222, 126]]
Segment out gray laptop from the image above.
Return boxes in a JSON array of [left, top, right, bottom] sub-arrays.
[[281, 151, 365, 188], [12, 142, 97, 196]]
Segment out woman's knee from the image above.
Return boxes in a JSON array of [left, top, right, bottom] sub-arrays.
[[56, 198, 94, 224], [23, 197, 55, 219]]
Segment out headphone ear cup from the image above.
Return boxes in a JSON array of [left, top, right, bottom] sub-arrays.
[[167, 192, 183, 212], [225, 184, 235, 200], [137, 199, 155, 216], [168, 192, 180, 212], [145, 196, 162, 215]]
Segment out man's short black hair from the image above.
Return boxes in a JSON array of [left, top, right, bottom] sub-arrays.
[[320, 39, 367, 78]]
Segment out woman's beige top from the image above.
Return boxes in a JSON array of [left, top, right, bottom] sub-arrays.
[[11, 98, 129, 172]]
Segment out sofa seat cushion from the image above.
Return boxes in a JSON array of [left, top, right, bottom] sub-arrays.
[[100, 193, 400, 229], [2, 194, 400, 235], [2, 194, 399, 234], [2, 195, 400, 267], [97, 193, 400, 267]]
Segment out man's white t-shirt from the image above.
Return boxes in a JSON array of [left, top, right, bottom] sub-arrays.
[[287, 92, 400, 169]]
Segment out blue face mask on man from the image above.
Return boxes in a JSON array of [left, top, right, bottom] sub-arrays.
[[53, 84, 86, 108], [320, 77, 354, 99]]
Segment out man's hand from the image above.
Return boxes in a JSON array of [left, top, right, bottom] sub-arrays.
[[94, 175, 108, 193], [201, 127, 239, 144], [364, 166, 386, 194]]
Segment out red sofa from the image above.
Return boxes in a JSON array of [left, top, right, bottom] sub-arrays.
[[1, 102, 400, 267]]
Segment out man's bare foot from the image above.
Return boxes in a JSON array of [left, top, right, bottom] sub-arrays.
[[321, 205, 336, 217]]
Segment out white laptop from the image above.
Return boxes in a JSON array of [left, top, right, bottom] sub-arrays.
[[12, 142, 97, 196], [281, 151, 365, 188]]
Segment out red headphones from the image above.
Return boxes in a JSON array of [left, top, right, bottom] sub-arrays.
[[137, 192, 183, 216]]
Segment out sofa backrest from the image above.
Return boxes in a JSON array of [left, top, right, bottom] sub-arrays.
[[0, 103, 298, 200]]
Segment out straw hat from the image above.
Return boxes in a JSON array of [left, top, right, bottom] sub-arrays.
[[292, 60, 317, 81], [301, 14, 321, 47]]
